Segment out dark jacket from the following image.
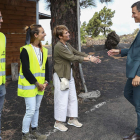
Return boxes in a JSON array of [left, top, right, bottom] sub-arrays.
[[121, 31, 140, 78]]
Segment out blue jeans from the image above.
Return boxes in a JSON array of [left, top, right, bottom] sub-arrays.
[[0, 95, 5, 135], [0, 84, 6, 136], [124, 78, 140, 135], [22, 95, 43, 133]]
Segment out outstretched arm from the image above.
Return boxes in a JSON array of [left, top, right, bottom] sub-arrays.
[[120, 49, 129, 57], [84, 56, 101, 64], [70, 44, 88, 57], [55, 44, 101, 64], [70, 44, 101, 63], [107, 49, 120, 56], [107, 49, 129, 57]]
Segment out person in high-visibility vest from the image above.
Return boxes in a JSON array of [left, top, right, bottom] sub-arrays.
[[0, 11, 6, 140], [18, 24, 49, 140]]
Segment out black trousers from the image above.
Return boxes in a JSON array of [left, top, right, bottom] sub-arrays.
[[124, 78, 140, 135]]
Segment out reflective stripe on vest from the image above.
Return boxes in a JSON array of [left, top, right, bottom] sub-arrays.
[[0, 58, 5, 63], [18, 84, 36, 90], [19, 73, 45, 79], [0, 71, 5, 76]]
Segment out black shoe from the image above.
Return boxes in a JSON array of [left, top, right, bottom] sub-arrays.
[[123, 132, 140, 140]]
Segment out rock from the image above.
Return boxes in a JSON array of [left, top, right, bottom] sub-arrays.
[[92, 99, 96, 102], [83, 98, 91, 102], [78, 90, 101, 99], [105, 31, 120, 50]]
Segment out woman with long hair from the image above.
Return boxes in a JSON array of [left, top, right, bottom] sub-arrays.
[[18, 24, 49, 140], [53, 25, 101, 132]]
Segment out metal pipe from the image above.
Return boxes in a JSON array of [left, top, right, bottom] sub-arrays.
[[36, 0, 39, 24], [77, 0, 88, 93]]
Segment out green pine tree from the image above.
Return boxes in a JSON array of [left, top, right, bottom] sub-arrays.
[[99, 6, 115, 36], [86, 6, 115, 37], [86, 12, 101, 37], [80, 21, 88, 43]]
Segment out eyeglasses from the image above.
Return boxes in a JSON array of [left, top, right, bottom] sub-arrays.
[[0, 17, 3, 20]]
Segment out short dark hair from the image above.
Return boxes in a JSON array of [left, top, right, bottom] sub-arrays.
[[131, 1, 140, 12]]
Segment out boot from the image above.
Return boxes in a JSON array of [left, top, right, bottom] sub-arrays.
[[22, 132, 31, 140], [31, 129, 47, 140]]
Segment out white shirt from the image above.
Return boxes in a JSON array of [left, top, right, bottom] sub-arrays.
[[31, 44, 42, 69]]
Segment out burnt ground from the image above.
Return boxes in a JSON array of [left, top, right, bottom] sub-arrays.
[[1, 43, 131, 140]]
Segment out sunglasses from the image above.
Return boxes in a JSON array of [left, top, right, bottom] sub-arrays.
[[0, 16, 3, 20]]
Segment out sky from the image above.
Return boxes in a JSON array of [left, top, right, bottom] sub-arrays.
[[39, 0, 140, 45]]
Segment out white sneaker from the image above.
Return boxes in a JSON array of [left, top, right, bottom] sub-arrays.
[[67, 118, 83, 127], [54, 122, 68, 132]]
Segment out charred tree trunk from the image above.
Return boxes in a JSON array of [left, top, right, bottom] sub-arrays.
[[50, 0, 84, 94]]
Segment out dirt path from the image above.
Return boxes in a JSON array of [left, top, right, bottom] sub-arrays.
[[2, 43, 130, 140]]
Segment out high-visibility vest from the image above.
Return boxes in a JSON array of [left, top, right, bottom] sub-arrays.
[[0, 32, 6, 85], [18, 44, 48, 97]]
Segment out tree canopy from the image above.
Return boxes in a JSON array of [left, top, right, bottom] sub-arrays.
[[99, 6, 115, 36], [86, 6, 115, 37], [86, 12, 101, 37], [80, 21, 88, 43]]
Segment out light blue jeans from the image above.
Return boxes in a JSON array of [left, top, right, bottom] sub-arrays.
[[22, 95, 43, 133]]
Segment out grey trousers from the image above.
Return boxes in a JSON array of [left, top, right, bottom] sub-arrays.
[[0, 95, 5, 134]]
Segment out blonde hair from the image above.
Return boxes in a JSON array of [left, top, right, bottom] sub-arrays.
[[25, 24, 43, 52], [53, 25, 69, 39]]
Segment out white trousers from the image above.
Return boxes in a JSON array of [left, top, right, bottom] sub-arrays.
[[53, 69, 78, 122], [22, 95, 43, 133]]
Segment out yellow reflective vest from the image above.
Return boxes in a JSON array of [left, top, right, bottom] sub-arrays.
[[0, 32, 6, 85], [18, 44, 48, 97]]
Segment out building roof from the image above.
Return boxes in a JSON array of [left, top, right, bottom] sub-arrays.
[[39, 12, 51, 19], [28, 0, 51, 19]]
